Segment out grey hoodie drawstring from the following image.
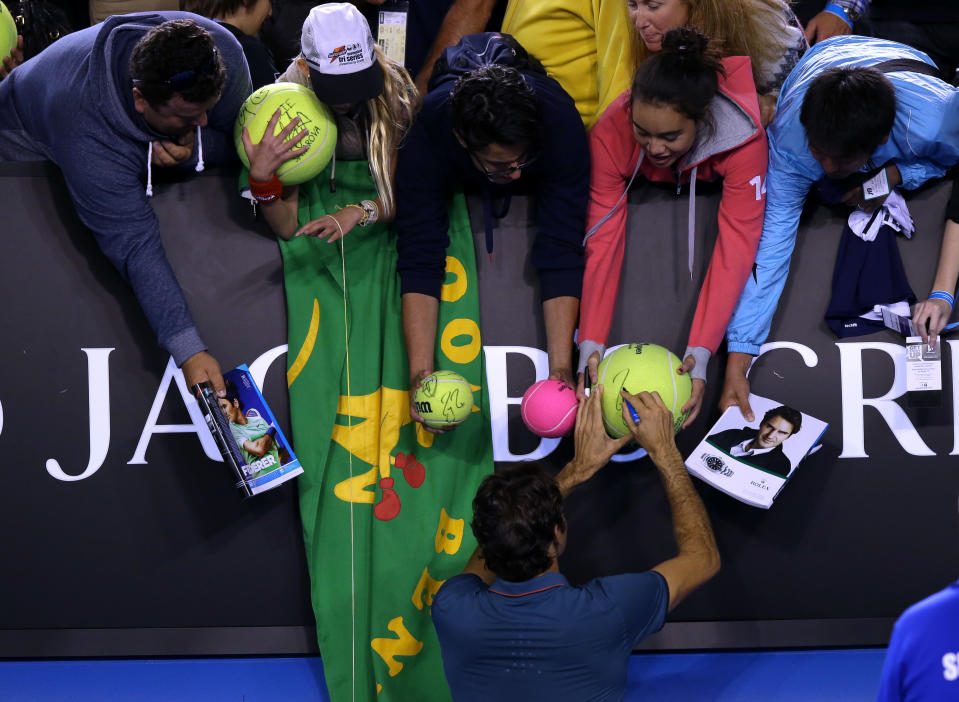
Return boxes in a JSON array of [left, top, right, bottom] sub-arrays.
[[194, 125, 204, 173], [146, 126, 203, 198], [687, 164, 697, 280], [145, 142, 153, 197]]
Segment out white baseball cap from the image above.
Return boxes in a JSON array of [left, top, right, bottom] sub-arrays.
[[301, 3, 384, 105]]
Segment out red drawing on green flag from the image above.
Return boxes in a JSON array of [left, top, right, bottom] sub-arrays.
[[280, 160, 493, 700]]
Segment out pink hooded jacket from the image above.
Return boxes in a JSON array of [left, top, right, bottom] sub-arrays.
[[578, 56, 768, 380]]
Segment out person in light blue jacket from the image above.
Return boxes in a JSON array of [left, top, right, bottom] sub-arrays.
[[720, 35, 959, 421]]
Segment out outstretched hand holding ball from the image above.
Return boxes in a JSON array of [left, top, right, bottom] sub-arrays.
[[576, 349, 602, 402], [522, 378, 578, 438], [596, 343, 691, 438], [235, 82, 337, 185], [235, 83, 367, 243], [241, 109, 309, 182], [412, 370, 474, 431], [675, 355, 706, 429]]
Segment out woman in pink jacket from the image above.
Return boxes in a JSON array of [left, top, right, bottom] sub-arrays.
[[577, 27, 768, 427]]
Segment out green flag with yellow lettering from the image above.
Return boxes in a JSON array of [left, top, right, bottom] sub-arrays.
[[280, 159, 493, 701]]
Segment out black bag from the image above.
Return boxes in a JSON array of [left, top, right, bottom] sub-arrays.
[[428, 32, 546, 93], [9, 0, 74, 60], [259, 0, 318, 70]]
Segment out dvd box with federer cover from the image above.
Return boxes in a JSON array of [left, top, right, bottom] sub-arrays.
[[193, 364, 303, 497]]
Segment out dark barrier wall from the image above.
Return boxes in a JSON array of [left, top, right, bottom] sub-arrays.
[[0, 164, 314, 656], [1, 162, 957, 656]]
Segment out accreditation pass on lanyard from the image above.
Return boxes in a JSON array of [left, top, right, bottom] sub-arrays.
[[861, 167, 890, 200], [377, 0, 409, 66]]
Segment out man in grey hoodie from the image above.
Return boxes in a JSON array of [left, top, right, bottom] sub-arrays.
[[0, 12, 252, 394]]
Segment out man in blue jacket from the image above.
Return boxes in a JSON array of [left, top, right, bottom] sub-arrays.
[[0, 13, 252, 394], [395, 33, 588, 431], [877, 577, 959, 702], [720, 35, 959, 420]]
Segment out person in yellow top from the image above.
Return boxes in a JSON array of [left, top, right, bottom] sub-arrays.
[[501, 0, 634, 129]]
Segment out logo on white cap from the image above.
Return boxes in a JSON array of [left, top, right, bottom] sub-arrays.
[[327, 43, 365, 66]]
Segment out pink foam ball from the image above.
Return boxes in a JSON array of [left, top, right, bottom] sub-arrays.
[[521, 379, 579, 438]]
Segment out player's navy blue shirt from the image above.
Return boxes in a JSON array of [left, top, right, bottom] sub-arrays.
[[432, 571, 668, 702], [877, 580, 959, 702]]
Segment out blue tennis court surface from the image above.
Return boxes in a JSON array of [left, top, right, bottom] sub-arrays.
[[0, 649, 886, 701]]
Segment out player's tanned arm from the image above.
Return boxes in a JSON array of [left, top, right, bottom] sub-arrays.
[[622, 390, 720, 611], [555, 385, 630, 496]]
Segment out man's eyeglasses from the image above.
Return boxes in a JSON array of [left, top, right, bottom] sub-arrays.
[[470, 150, 538, 181], [133, 47, 219, 92]]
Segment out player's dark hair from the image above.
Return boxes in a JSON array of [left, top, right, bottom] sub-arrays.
[[183, 0, 259, 17], [800, 67, 896, 161], [764, 405, 802, 435], [129, 19, 226, 107], [631, 27, 725, 125], [471, 464, 565, 582], [223, 379, 244, 410], [449, 64, 542, 153]]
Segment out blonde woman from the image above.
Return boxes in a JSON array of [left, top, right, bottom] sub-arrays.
[[242, 3, 418, 241], [628, 0, 807, 125]]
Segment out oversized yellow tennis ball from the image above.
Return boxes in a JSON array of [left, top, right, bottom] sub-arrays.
[[596, 343, 691, 438], [413, 370, 474, 429], [234, 82, 337, 185], [0, 3, 17, 62]]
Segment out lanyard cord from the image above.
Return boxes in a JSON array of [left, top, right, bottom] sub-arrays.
[[584, 152, 644, 242], [338, 233, 356, 702]]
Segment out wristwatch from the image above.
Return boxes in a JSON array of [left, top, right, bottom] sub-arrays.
[[824, 2, 857, 27], [357, 199, 378, 227]]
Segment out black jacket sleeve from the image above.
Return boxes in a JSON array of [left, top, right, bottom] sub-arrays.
[[528, 74, 589, 301], [394, 91, 457, 298]]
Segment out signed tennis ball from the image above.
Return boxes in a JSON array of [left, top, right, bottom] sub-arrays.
[[0, 3, 17, 63], [234, 82, 337, 185], [596, 343, 691, 438], [413, 370, 474, 429], [521, 379, 578, 438]]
